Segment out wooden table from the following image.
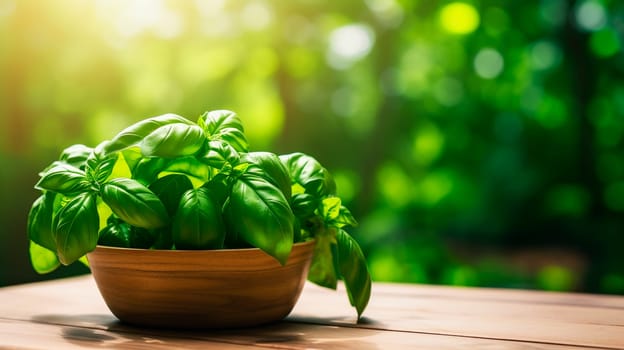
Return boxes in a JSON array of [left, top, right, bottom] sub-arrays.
[[1, 275, 623, 349]]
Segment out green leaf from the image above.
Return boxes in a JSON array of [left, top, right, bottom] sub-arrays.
[[101, 178, 168, 229], [140, 123, 206, 158], [29, 241, 60, 274], [162, 156, 212, 184], [104, 113, 194, 154], [332, 206, 358, 228], [290, 193, 318, 221], [133, 157, 169, 185], [148, 174, 194, 216], [307, 228, 338, 289], [280, 152, 336, 198], [86, 145, 118, 185], [228, 173, 294, 264], [27, 192, 56, 251], [202, 140, 240, 170], [35, 162, 90, 195], [242, 152, 292, 200], [173, 187, 225, 249], [59, 144, 93, 169], [336, 229, 371, 319], [52, 192, 99, 265], [322, 197, 341, 221], [199, 110, 248, 152], [98, 217, 156, 248]]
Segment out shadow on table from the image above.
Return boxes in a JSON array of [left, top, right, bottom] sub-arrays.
[[31, 313, 382, 349]]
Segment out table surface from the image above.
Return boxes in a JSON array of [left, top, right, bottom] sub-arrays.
[[1, 275, 623, 349]]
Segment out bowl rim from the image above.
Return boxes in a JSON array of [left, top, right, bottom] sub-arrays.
[[92, 239, 315, 254]]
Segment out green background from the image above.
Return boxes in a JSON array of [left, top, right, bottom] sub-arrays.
[[1, 0, 624, 293]]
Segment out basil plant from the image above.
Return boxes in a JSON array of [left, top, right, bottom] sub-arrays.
[[27, 110, 371, 318]]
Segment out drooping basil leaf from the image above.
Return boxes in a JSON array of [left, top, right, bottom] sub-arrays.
[[242, 152, 292, 200], [228, 173, 294, 264], [35, 162, 90, 195], [52, 192, 99, 265], [198, 110, 248, 152], [101, 178, 168, 229], [336, 229, 371, 319], [307, 228, 338, 289], [104, 113, 194, 154], [29, 241, 60, 274], [280, 152, 336, 198], [140, 123, 206, 158], [202, 140, 240, 170], [27, 192, 56, 252], [148, 174, 194, 216], [59, 144, 93, 170], [173, 187, 225, 249]]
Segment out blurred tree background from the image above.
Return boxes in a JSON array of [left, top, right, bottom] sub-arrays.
[[1, 0, 624, 293]]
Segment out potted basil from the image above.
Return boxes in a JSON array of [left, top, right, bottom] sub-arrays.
[[27, 110, 371, 328]]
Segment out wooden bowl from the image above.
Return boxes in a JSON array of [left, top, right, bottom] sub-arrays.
[[87, 240, 315, 328]]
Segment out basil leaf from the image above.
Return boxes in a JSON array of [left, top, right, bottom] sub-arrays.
[[148, 174, 194, 216], [332, 206, 358, 228], [223, 199, 252, 249], [29, 241, 60, 274], [173, 187, 225, 249], [307, 228, 338, 289], [101, 178, 168, 229], [242, 152, 292, 200], [336, 229, 371, 319], [140, 123, 206, 158], [35, 162, 90, 195], [198, 110, 248, 152], [104, 113, 194, 154], [290, 193, 318, 221], [162, 156, 212, 184], [98, 217, 156, 249], [321, 197, 341, 221], [59, 144, 93, 169], [280, 152, 336, 198], [202, 140, 240, 170], [53, 192, 99, 265], [228, 173, 294, 264], [86, 148, 118, 185], [28, 192, 56, 251], [133, 157, 169, 185]]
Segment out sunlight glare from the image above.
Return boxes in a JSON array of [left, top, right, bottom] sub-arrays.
[[327, 23, 375, 70], [439, 2, 480, 35]]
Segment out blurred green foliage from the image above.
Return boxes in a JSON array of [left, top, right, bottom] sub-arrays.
[[1, 0, 623, 293]]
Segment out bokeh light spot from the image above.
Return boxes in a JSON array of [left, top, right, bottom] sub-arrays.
[[590, 29, 621, 58], [530, 41, 562, 70], [575, 0, 607, 31], [412, 123, 445, 165], [474, 48, 504, 79], [241, 1, 272, 31], [376, 162, 413, 207], [433, 77, 464, 106], [327, 23, 375, 69], [439, 2, 480, 35]]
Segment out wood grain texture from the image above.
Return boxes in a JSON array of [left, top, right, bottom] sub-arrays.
[[1, 274, 624, 349], [86, 241, 315, 328]]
